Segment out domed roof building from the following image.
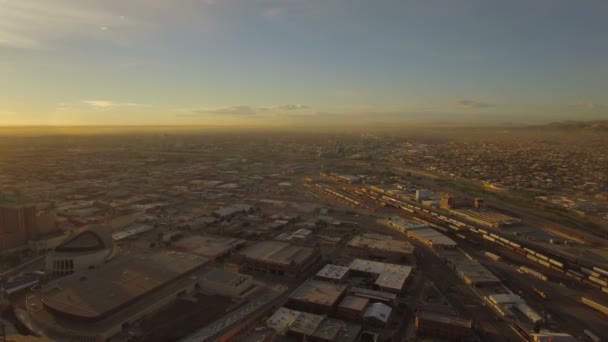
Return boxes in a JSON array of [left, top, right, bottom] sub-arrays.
[[45, 225, 114, 277]]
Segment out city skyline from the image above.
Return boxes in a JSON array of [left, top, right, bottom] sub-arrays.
[[2, 0, 608, 126]]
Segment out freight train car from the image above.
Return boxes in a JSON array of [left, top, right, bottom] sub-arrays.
[[581, 297, 608, 316]]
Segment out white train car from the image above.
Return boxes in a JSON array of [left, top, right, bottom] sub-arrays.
[[592, 267, 608, 278]]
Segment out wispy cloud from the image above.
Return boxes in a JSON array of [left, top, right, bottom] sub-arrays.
[[188, 105, 257, 116], [83, 100, 142, 108], [261, 104, 310, 111], [0, 0, 134, 49], [177, 103, 311, 118], [456, 100, 494, 109]]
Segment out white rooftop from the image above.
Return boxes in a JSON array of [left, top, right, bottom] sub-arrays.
[[316, 264, 350, 280], [348, 259, 412, 291], [363, 302, 392, 323]]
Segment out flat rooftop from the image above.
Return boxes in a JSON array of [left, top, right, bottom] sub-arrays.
[[338, 295, 369, 312], [349, 287, 397, 302], [406, 227, 457, 247], [289, 279, 347, 306], [347, 234, 414, 255], [172, 235, 246, 258], [316, 264, 350, 280], [201, 268, 251, 288], [447, 253, 501, 285], [266, 307, 359, 341], [454, 209, 521, 225], [41, 252, 208, 320], [349, 259, 412, 291], [239, 241, 316, 266]]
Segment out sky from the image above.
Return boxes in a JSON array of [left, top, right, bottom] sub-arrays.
[[1, 0, 608, 126]]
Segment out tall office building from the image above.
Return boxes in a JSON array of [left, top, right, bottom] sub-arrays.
[[0, 191, 38, 252]]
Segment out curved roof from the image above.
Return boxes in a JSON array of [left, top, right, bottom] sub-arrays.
[[55, 225, 113, 253]]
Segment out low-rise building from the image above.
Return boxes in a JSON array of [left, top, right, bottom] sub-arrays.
[[445, 252, 501, 287], [266, 307, 361, 342], [315, 264, 350, 282], [337, 296, 369, 321], [171, 235, 246, 262], [287, 279, 347, 314], [199, 268, 253, 298], [236, 241, 320, 277], [348, 259, 412, 294], [346, 234, 414, 262], [362, 302, 392, 327]]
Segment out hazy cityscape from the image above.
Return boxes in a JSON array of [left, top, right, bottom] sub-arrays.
[[2, 1, 608, 342]]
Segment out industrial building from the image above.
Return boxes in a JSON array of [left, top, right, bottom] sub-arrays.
[[266, 307, 361, 342], [362, 302, 392, 327], [171, 235, 246, 261], [415, 305, 472, 341], [45, 225, 115, 277], [315, 264, 350, 282], [287, 279, 347, 314], [348, 259, 412, 294], [346, 233, 414, 262], [347, 287, 397, 305], [385, 217, 457, 249], [337, 296, 370, 320], [445, 251, 502, 287], [235, 241, 320, 277], [25, 251, 209, 342], [452, 208, 520, 229], [199, 268, 254, 298], [485, 294, 542, 323]]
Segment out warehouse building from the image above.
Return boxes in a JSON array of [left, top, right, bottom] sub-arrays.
[[346, 234, 414, 262], [337, 296, 370, 321], [315, 264, 350, 282], [199, 268, 254, 298], [26, 251, 208, 342], [266, 307, 361, 342], [452, 208, 520, 230], [347, 287, 397, 305], [287, 279, 347, 314], [171, 235, 246, 262], [348, 259, 412, 294], [362, 302, 392, 327], [445, 252, 501, 287], [236, 241, 320, 277]]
